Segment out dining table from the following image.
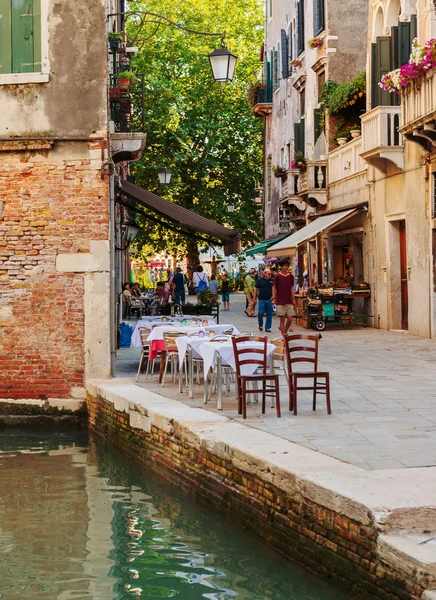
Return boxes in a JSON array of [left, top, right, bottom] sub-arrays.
[[177, 338, 275, 409], [131, 316, 215, 349]]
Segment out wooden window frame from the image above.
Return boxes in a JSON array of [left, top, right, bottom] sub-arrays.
[[0, 0, 49, 84]]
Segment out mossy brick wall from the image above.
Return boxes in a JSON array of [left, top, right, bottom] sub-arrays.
[[87, 391, 428, 600], [0, 142, 109, 399]]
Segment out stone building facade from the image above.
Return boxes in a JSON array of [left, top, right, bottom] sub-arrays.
[[256, 0, 436, 338], [0, 0, 113, 404]]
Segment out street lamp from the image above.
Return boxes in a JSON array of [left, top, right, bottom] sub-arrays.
[[158, 168, 172, 185], [208, 47, 238, 83], [124, 221, 141, 244], [226, 201, 235, 213]]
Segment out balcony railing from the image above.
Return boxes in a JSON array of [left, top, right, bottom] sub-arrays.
[[329, 136, 366, 184], [297, 160, 327, 206], [400, 68, 436, 151], [360, 106, 403, 173], [252, 84, 273, 117]]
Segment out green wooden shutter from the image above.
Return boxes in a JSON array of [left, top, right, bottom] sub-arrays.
[[399, 21, 411, 66], [295, 121, 305, 153], [377, 36, 392, 107], [391, 26, 399, 70], [314, 108, 323, 143], [300, 119, 305, 155], [12, 0, 35, 72], [296, 0, 304, 56], [288, 24, 293, 62], [0, 0, 12, 73], [33, 0, 41, 71], [410, 14, 417, 43], [371, 43, 378, 108], [281, 29, 289, 78], [266, 58, 272, 100], [273, 49, 279, 90]]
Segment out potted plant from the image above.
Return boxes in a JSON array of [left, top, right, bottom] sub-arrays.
[[307, 37, 323, 49], [108, 32, 123, 51], [290, 152, 307, 170], [350, 124, 361, 138], [290, 58, 302, 69], [336, 131, 350, 146], [273, 165, 287, 178], [115, 71, 136, 88]]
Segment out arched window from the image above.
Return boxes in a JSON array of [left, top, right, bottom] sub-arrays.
[[386, 0, 401, 29], [373, 6, 384, 39]]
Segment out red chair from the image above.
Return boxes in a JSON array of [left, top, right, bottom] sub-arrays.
[[231, 335, 280, 419], [282, 333, 331, 416]]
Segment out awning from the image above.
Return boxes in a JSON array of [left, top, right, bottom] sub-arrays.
[[266, 208, 359, 257], [119, 180, 241, 256], [245, 235, 288, 257]]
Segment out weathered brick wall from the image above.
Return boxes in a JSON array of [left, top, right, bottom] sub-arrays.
[[0, 141, 109, 400], [87, 391, 428, 600]]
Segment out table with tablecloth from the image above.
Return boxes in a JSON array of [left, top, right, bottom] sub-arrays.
[[131, 317, 216, 348]]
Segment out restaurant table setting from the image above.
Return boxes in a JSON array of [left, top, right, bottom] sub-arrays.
[[131, 316, 216, 348]]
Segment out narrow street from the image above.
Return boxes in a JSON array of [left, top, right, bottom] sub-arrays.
[[118, 292, 436, 470]]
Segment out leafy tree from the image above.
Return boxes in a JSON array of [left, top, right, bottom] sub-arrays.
[[126, 0, 264, 269]]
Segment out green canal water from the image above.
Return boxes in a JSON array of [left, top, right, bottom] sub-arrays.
[[0, 430, 350, 600]]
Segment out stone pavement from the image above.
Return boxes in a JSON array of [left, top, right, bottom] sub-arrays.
[[117, 293, 436, 471]]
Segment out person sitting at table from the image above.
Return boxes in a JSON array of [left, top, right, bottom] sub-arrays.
[[149, 281, 169, 316], [121, 282, 132, 319]]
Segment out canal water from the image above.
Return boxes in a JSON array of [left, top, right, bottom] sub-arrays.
[[0, 430, 350, 600]]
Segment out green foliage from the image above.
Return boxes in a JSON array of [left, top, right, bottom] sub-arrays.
[[196, 287, 217, 307], [321, 71, 366, 115], [126, 0, 264, 261], [108, 32, 123, 40], [115, 70, 136, 82]]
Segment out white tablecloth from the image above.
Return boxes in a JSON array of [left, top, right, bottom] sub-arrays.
[[175, 334, 235, 367], [147, 324, 238, 344], [199, 341, 275, 376], [131, 318, 216, 347]]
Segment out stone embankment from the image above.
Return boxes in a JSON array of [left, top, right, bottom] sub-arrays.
[[87, 380, 436, 600]]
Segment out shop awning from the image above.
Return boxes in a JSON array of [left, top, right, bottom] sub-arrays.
[[266, 208, 359, 257], [119, 180, 241, 256], [244, 235, 288, 257]]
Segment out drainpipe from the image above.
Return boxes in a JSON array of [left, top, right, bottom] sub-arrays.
[[109, 175, 117, 377]]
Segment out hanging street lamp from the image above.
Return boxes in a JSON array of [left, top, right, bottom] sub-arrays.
[[124, 221, 141, 244], [208, 46, 238, 83], [158, 168, 172, 185], [226, 201, 235, 213]]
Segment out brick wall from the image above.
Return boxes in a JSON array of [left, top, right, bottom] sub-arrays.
[[0, 141, 109, 400], [87, 391, 429, 600]]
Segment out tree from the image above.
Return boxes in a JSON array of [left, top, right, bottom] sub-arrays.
[[126, 0, 264, 270]]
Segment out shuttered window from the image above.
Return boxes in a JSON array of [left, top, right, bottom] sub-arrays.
[[294, 121, 305, 154], [272, 48, 279, 91], [0, 0, 41, 74], [314, 108, 323, 143], [313, 0, 325, 37], [296, 0, 305, 56], [288, 23, 293, 63], [281, 29, 289, 78]]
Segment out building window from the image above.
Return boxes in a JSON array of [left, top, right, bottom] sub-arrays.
[[296, 0, 305, 56], [0, 0, 41, 74], [317, 70, 325, 103], [300, 88, 306, 118], [313, 0, 325, 36]]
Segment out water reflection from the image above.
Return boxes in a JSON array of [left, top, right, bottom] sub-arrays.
[[0, 430, 350, 600]]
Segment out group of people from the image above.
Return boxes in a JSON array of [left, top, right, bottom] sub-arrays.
[[244, 260, 295, 334]]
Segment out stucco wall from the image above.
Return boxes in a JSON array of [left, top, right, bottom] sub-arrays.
[[0, 0, 107, 138]]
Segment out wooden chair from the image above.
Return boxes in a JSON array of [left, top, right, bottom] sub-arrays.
[[282, 333, 331, 416], [162, 331, 186, 388], [135, 327, 151, 381], [231, 335, 280, 419]]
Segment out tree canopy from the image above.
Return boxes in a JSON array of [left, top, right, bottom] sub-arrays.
[[126, 0, 264, 264]]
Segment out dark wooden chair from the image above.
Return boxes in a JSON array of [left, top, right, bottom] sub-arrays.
[[282, 333, 331, 416], [231, 335, 280, 419]]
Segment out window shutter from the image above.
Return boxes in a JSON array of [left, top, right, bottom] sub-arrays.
[[296, 0, 305, 56], [266, 58, 273, 99], [398, 21, 411, 66], [391, 26, 399, 70], [0, 0, 12, 73], [314, 108, 323, 143], [273, 49, 279, 90], [33, 0, 41, 71], [294, 122, 300, 153], [288, 24, 293, 62], [313, 0, 324, 36], [371, 43, 378, 108], [300, 119, 305, 154], [410, 14, 417, 43], [281, 29, 289, 78], [376, 36, 392, 107]]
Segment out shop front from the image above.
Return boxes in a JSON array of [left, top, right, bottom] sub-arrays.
[[267, 205, 371, 330]]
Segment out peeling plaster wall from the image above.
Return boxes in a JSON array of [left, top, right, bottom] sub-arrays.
[[0, 0, 107, 138]]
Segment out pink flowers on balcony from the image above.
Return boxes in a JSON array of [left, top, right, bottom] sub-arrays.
[[380, 38, 436, 94]]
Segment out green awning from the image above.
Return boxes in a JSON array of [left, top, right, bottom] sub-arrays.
[[244, 235, 288, 257]]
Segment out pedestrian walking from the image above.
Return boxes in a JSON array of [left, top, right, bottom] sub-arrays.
[[244, 268, 257, 317], [193, 265, 209, 294], [171, 266, 187, 306], [272, 259, 295, 334], [255, 269, 274, 332], [221, 273, 230, 311]]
